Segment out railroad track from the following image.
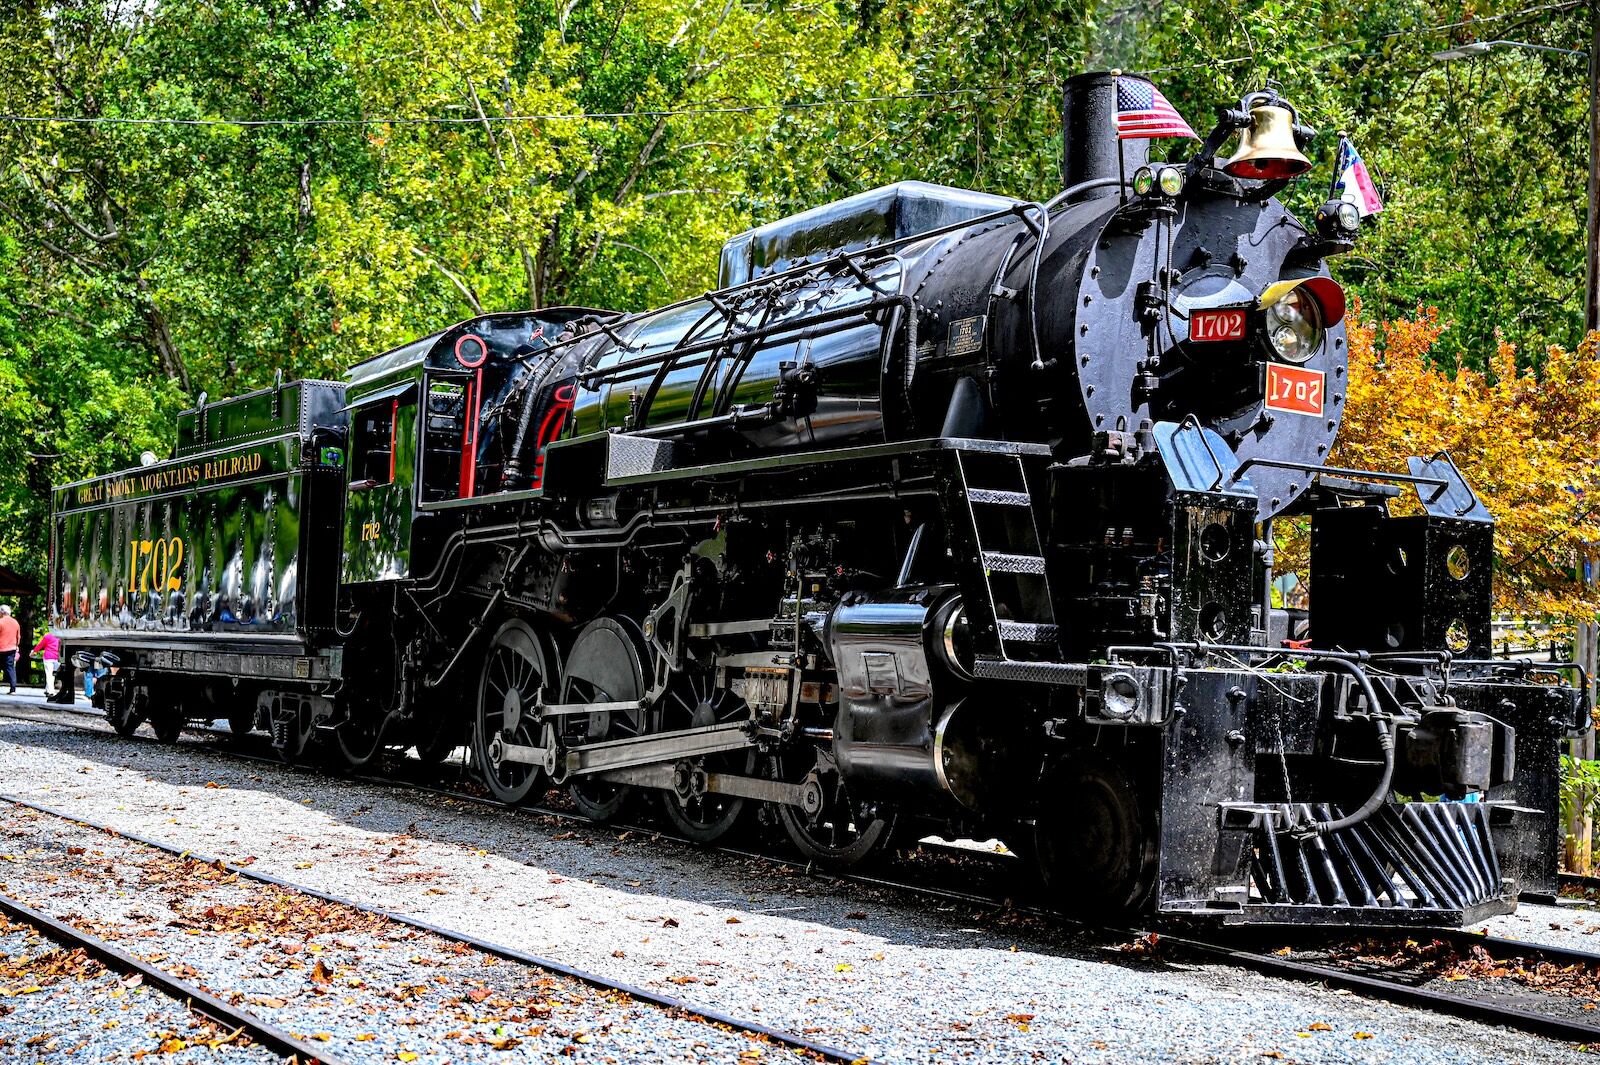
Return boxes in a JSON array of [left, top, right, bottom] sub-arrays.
[[5, 698, 1600, 1047], [0, 887, 345, 1063], [0, 788, 866, 1065]]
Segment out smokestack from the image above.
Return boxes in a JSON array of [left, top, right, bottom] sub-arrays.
[[1062, 71, 1151, 198]]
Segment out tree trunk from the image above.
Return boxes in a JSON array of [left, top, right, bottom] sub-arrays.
[[136, 278, 190, 394]]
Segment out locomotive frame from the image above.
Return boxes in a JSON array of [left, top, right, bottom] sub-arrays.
[[47, 72, 1588, 926]]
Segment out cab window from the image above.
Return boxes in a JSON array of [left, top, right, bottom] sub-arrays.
[[350, 400, 398, 488]]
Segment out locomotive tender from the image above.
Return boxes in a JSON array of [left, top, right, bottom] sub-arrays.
[[49, 73, 1588, 925]]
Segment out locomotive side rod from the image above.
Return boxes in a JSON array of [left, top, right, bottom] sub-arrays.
[[492, 720, 756, 777]]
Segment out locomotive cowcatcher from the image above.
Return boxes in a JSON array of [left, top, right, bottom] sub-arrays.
[[48, 73, 1588, 925]]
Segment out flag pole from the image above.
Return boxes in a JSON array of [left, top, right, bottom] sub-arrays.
[[1330, 130, 1346, 200], [1111, 69, 1127, 205]]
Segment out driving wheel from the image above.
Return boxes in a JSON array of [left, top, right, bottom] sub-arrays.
[[773, 747, 896, 869], [471, 618, 556, 805], [657, 673, 753, 844], [560, 616, 648, 823]]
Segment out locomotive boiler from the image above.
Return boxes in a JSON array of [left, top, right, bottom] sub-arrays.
[[49, 72, 1587, 925]]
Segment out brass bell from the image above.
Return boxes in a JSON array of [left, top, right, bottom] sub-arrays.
[[1223, 104, 1312, 180]]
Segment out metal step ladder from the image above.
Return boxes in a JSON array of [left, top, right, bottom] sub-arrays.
[[941, 448, 1059, 662]]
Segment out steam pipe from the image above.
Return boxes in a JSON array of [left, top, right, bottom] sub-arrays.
[[1294, 658, 1394, 839], [1153, 642, 1397, 837]]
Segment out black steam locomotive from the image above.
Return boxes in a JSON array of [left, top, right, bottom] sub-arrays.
[[48, 73, 1588, 925]]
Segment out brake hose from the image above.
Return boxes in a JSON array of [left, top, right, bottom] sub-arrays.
[[1292, 657, 1395, 839]]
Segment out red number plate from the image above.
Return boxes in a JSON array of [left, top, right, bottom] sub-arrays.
[[1265, 363, 1325, 416], [1190, 308, 1247, 342]]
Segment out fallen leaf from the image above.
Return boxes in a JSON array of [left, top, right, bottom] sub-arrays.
[[466, 988, 491, 1003], [726, 917, 741, 924], [835, 963, 852, 973], [397, 1054, 419, 1062], [662, 917, 679, 928], [1308, 1022, 1332, 1032], [1353, 1033, 1374, 1040], [310, 960, 332, 984], [845, 911, 868, 920]]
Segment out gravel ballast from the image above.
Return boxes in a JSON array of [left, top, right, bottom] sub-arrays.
[[0, 708, 1588, 1063], [0, 803, 817, 1064], [0, 906, 281, 1062]]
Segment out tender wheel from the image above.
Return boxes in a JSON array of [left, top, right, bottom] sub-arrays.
[[106, 684, 141, 738], [471, 619, 556, 805], [149, 703, 183, 744], [1032, 754, 1158, 915], [657, 674, 752, 844], [560, 616, 648, 823], [267, 695, 316, 763], [773, 749, 896, 869]]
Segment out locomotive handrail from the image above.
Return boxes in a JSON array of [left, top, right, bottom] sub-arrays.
[[1227, 456, 1448, 496], [579, 293, 907, 385], [505, 201, 1036, 372], [1173, 414, 1229, 488], [1043, 176, 1131, 211]]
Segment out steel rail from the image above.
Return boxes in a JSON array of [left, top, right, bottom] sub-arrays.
[[1161, 932, 1600, 1045], [6, 701, 1600, 1047], [0, 789, 870, 1065], [0, 887, 346, 1063]]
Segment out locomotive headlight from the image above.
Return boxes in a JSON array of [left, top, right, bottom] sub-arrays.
[[1132, 166, 1156, 196], [1157, 166, 1185, 197], [1264, 288, 1323, 363], [1315, 198, 1362, 240]]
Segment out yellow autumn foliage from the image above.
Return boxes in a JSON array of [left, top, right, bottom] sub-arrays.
[[1318, 302, 1600, 625]]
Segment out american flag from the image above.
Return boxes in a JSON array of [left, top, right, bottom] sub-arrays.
[[1115, 78, 1197, 141]]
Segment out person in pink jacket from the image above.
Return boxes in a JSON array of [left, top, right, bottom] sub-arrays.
[[31, 631, 60, 697]]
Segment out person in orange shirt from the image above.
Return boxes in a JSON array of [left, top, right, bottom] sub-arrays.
[[0, 606, 21, 694]]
